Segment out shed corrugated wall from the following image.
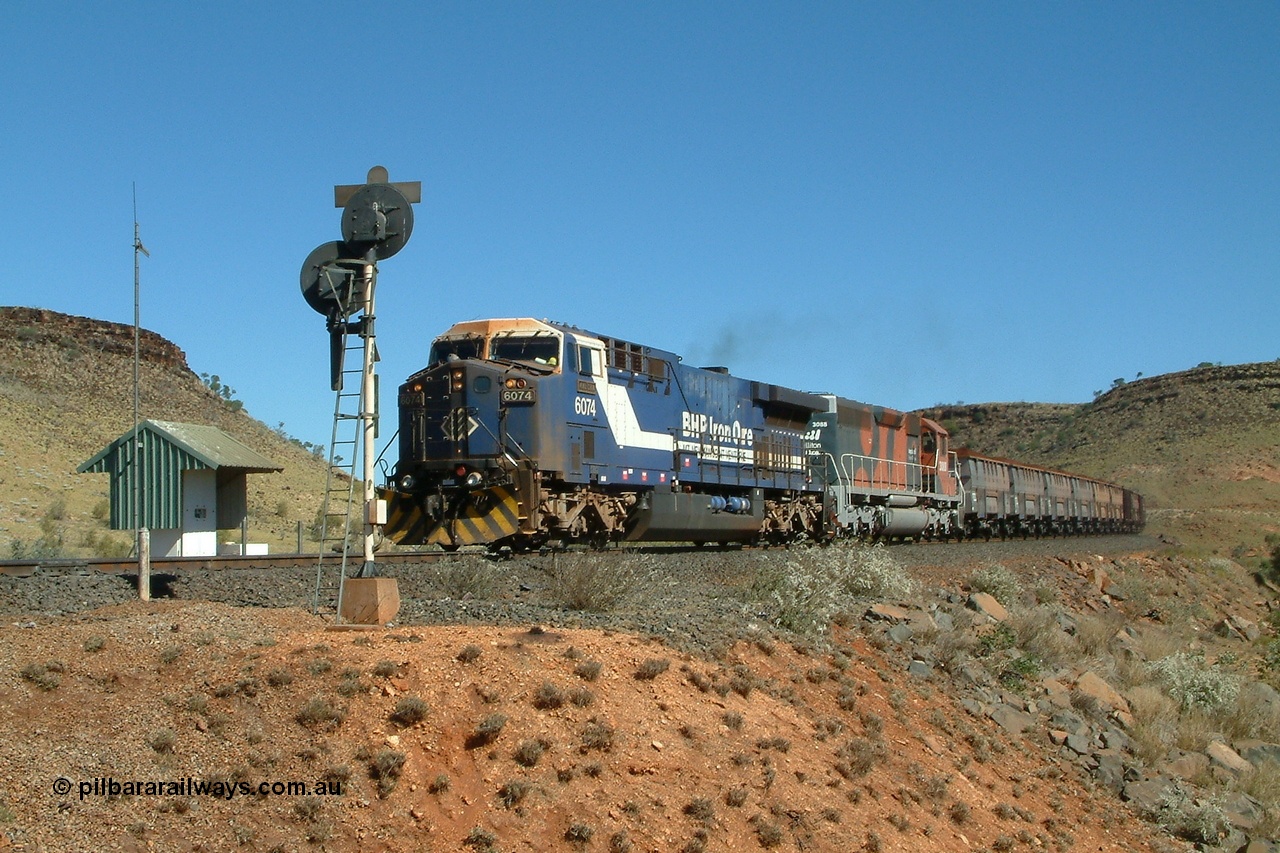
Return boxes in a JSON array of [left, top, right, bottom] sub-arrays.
[[93, 431, 210, 530]]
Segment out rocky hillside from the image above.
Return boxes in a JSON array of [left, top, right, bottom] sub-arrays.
[[0, 306, 334, 556], [920, 362, 1280, 557], [5, 538, 1273, 853]]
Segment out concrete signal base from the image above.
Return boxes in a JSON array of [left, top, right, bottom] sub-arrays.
[[340, 578, 401, 625]]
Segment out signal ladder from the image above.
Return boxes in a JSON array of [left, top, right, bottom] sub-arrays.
[[312, 316, 366, 618]]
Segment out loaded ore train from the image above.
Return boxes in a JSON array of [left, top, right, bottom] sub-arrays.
[[383, 318, 1144, 551]]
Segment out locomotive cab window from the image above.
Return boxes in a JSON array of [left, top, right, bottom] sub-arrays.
[[429, 336, 483, 365], [577, 345, 601, 377], [491, 335, 561, 367]]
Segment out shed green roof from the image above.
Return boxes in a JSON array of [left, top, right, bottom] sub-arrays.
[[78, 420, 282, 475], [77, 420, 282, 530]]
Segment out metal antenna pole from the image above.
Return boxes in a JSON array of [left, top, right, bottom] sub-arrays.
[[132, 185, 151, 593]]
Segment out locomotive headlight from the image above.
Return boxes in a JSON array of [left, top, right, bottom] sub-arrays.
[[503, 378, 528, 389], [451, 369, 464, 392], [399, 474, 416, 490], [464, 472, 484, 488]]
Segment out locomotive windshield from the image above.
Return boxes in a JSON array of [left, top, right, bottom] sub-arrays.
[[429, 335, 483, 365], [491, 334, 561, 367]]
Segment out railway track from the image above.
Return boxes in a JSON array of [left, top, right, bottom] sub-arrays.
[[0, 532, 1157, 579], [0, 550, 450, 578]]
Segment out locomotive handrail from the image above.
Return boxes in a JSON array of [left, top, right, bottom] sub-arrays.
[[812, 451, 846, 488], [837, 452, 961, 500], [949, 450, 966, 499]]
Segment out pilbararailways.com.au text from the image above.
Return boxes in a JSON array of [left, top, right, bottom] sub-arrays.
[[57, 776, 344, 801]]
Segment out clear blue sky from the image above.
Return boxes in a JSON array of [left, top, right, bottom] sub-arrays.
[[2, 2, 1276, 454]]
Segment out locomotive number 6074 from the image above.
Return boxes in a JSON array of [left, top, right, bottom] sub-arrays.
[[500, 388, 535, 404]]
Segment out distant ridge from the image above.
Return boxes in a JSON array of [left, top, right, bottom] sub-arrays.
[[0, 306, 332, 555]]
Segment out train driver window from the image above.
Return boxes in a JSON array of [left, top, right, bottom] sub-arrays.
[[429, 336, 483, 365], [491, 335, 561, 367], [578, 345, 604, 377]]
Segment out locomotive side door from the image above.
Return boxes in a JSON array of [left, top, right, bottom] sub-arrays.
[[569, 341, 606, 482]]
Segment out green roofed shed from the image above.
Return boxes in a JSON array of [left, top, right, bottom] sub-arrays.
[[78, 420, 282, 556]]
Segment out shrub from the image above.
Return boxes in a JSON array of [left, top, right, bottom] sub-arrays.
[[464, 827, 497, 849], [369, 749, 406, 797], [753, 819, 784, 848], [457, 644, 484, 664], [296, 696, 345, 730], [428, 773, 451, 794], [337, 673, 365, 697], [1154, 781, 1230, 844], [513, 739, 546, 768], [748, 553, 845, 636], [1222, 681, 1280, 742], [840, 544, 918, 601], [83, 635, 106, 653], [1267, 537, 1280, 583], [323, 764, 352, 786], [469, 713, 507, 747], [498, 778, 532, 808], [307, 658, 332, 675], [749, 545, 917, 637], [20, 663, 61, 691], [836, 737, 884, 778], [534, 681, 567, 709], [439, 556, 499, 599], [372, 660, 398, 677], [581, 717, 616, 752], [1149, 653, 1240, 712], [546, 552, 654, 612], [565, 823, 594, 844], [574, 660, 603, 681], [293, 795, 323, 822], [148, 728, 177, 753], [968, 564, 1023, 608], [635, 658, 670, 681], [684, 798, 715, 821], [266, 668, 294, 687], [389, 696, 429, 727]]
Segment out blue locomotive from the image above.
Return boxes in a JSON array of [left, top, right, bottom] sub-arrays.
[[382, 318, 1142, 550]]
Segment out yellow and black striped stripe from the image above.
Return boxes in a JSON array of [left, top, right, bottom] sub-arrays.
[[382, 488, 428, 544], [381, 485, 521, 548], [427, 485, 521, 548]]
